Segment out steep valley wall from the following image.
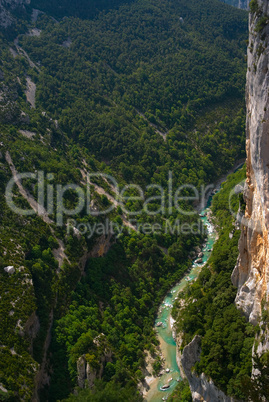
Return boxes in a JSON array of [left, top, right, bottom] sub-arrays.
[[232, 0, 269, 326], [179, 2, 269, 399]]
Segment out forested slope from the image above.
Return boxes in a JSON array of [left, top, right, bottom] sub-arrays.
[[0, 0, 248, 400], [21, 0, 248, 184]]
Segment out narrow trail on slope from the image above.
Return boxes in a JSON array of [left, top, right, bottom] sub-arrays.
[[5, 151, 69, 268], [26, 77, 36, 109], [80, 167, 137, 232], [5, 151, 52, 224], [101, 63, 168, 141], [136, 110, 168, 141]]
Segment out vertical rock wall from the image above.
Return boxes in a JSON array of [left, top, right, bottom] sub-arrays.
[[179, 6, 269, 398], [232, 0, 269, 325]]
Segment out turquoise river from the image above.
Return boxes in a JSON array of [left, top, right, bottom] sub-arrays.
[[146, 198, 217, 402]]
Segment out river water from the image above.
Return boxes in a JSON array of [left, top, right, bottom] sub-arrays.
[[145, 162, 245, 401], [146, 200, 217, 401]]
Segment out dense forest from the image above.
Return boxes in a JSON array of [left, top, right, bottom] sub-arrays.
[[21, 0, 247, 185], [0, 0, 250, 400], [30, 0, 135, 20]]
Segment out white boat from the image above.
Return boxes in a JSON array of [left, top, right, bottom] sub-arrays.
[[160, 384, 170, 390]]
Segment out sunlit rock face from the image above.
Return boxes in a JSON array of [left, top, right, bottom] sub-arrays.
[[232, 0, 269, 325]]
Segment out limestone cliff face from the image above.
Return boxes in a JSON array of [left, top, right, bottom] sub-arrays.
[[0, 0, 30, 27], [232, 0, 269, 325], [178, 336, 238, 402]]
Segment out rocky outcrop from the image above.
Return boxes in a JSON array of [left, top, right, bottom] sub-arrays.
[[178, 336, 238, 402], [232, 0, 269, 325], [4, 265, 15, 274], [0, 0, 30, 27], [89, 234, 114, 258], [180, 335, 201, 380], [77, 334, 112, 389], [24, 311, 40, 354]]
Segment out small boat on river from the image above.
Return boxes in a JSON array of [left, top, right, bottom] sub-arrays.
[[160, 384, 170, 390]]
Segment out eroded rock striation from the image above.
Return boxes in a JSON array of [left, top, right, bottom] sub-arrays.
[[232, 0, 269, 325]]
